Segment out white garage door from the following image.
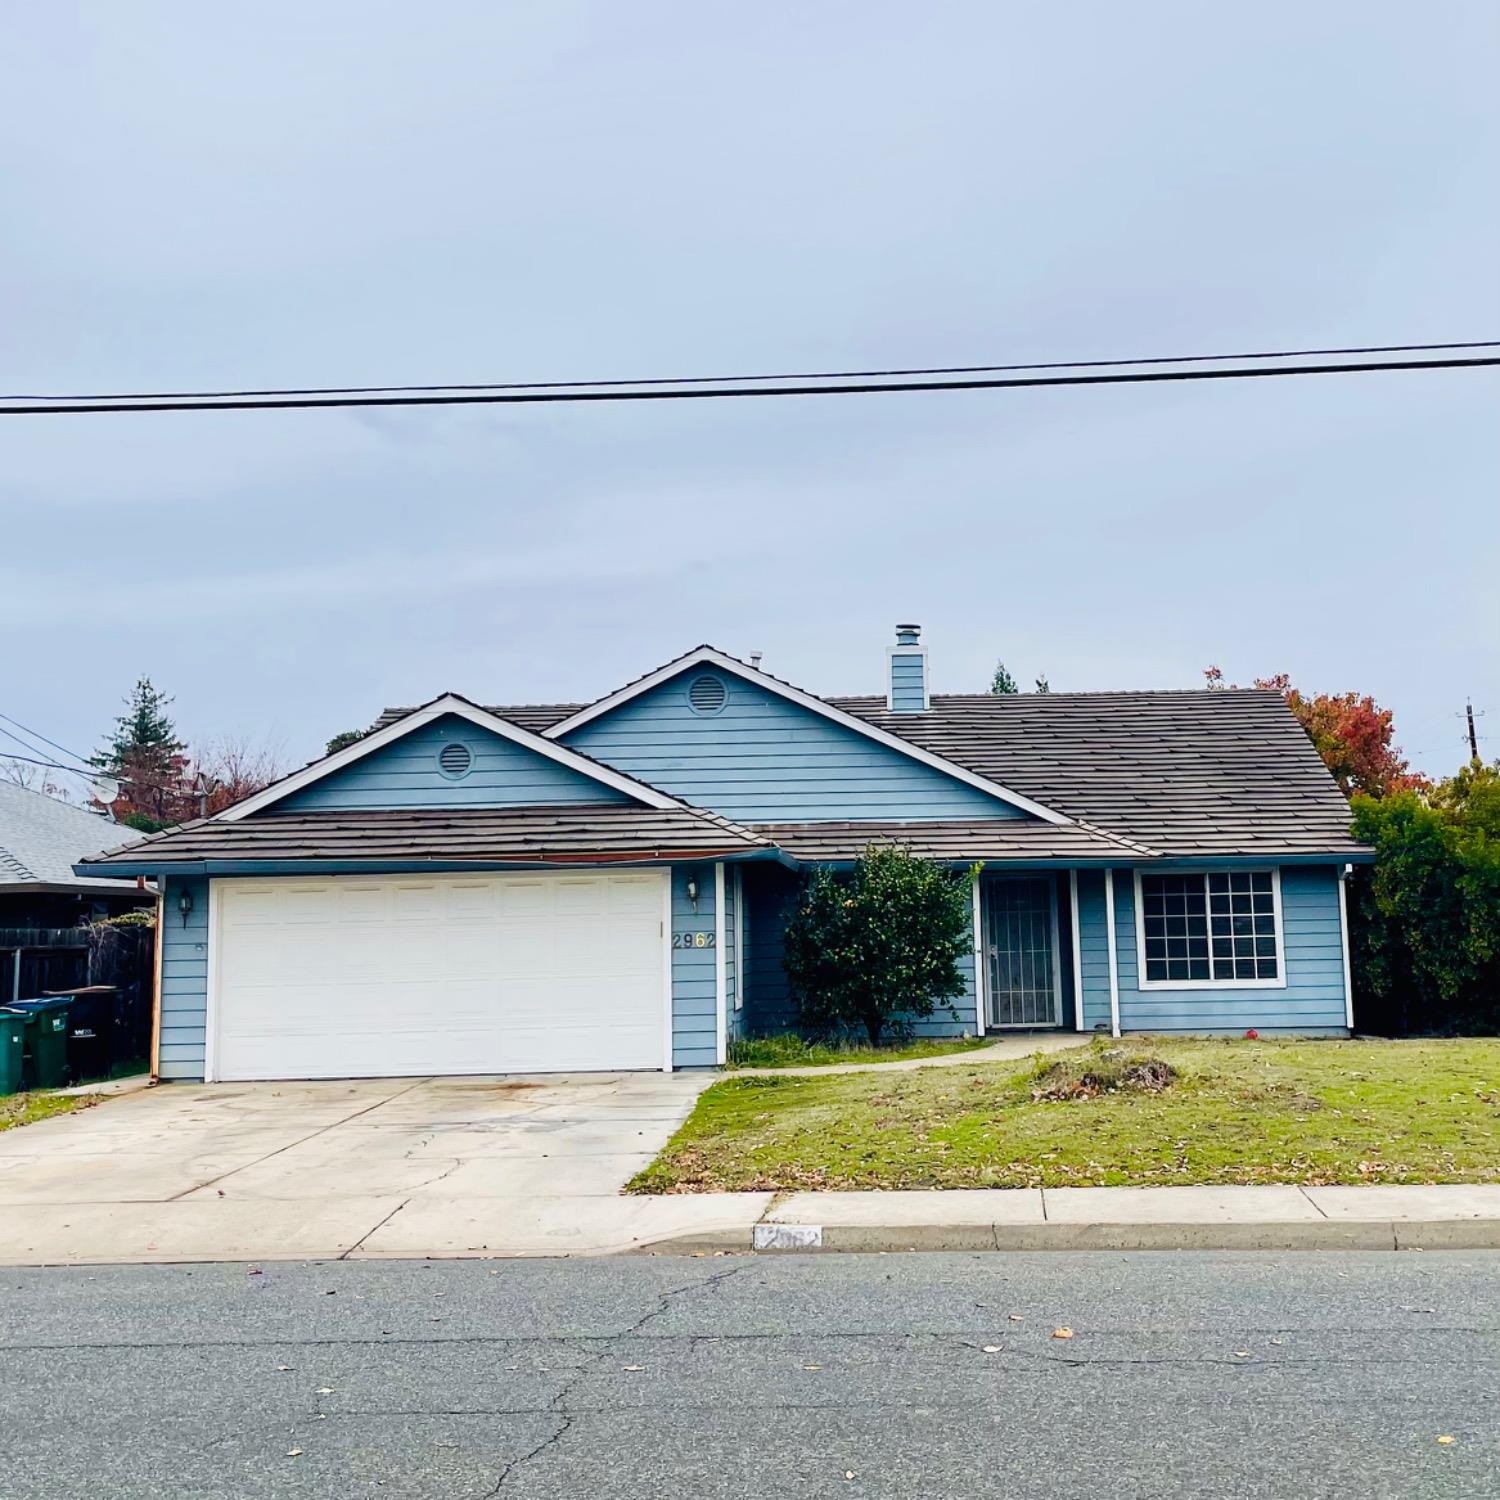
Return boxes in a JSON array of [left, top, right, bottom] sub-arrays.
[[210, 871, 668, 1081]]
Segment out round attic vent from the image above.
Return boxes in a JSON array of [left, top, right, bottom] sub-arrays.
[[687, 673, 728, 716], [438, 741, 473, 778]]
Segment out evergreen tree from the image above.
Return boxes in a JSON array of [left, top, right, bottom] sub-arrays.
[[90, 678, 188, 830], [989, 660, 1019, 695], [1034, 674, 1051, 694]]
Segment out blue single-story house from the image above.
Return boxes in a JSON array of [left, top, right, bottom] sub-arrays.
[[77, 628, 1370, 1082]]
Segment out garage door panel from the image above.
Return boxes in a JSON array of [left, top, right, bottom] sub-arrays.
[[213, 872, 668, 1080]]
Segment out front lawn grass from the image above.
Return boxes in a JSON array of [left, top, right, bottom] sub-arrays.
[[627, 1037, 1500, 1192], [727, 1034, 990, 1069], [0, 1091, 99, 1132]]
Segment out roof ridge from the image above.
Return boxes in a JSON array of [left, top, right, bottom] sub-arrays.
[[831, 687, 1287, 702]]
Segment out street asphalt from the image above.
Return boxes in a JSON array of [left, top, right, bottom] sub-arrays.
[[2, 1250, 1497, 1498]]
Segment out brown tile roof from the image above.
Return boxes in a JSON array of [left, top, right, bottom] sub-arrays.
[[827, 690, 1364, 859], [750, 819, 1151, 863], [375, 685, 1363, 860], [77, 804, 772, 871]]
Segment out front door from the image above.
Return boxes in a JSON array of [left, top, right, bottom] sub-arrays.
[[983, 876, 1062, 1029]]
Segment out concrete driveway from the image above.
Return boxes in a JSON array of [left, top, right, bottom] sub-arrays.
[[0, 1074, 770, 1265]]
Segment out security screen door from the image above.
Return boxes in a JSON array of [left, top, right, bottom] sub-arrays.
[[983, 876, 1062, 1028]]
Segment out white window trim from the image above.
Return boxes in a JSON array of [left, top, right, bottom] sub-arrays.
[[218, 692, 682, 821], [1132, 867, 1288, 992], [541, 645, 1070, 824]]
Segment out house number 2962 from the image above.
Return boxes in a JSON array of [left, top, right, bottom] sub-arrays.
[[672, 931, 716, 949]]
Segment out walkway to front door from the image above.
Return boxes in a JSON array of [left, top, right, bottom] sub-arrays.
[[982, 875, 1064, 1029]]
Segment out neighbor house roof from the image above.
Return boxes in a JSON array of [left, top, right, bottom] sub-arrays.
[[76, 804, 775, 873], [375, 684, 1362, 861], [0, 780, 147, 893]]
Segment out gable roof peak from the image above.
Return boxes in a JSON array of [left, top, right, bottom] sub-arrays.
[[543, 644, 1070, 825], [215, 690, 686, 823]]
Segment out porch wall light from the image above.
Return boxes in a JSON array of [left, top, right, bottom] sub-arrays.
[[178, 888, 194, 927], [685, 876, 698, 910]]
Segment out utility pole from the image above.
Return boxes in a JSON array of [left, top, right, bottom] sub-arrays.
[[1466, 700, 1481, 764]]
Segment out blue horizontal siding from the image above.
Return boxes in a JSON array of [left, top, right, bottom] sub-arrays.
[[275, 715, 632, 813], [671, 863, 719, 1067], [562, 668, 1029, 822], [889, 652, 926, 712], [157, 875, 208, 1080], [1075, 869, 1114, 1031], [1113, 865, 1347, 1034], [743, 864, 798, 1035], [739, 862, 977, 1040]]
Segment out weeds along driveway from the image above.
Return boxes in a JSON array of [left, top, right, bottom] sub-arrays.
[[0, 1072, 769, 1265]]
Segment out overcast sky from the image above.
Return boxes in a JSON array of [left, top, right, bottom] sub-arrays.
[[3, 1, 1497, 791]]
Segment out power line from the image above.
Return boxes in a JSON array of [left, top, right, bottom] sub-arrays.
[[0, 750, 90, 777], [6, 338, 1497, 404], [0, 711, 92, 772], [3, 354, 1497, 416]]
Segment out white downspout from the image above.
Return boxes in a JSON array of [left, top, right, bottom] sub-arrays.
[[1104, 867, 1121, 1038], [1337, 862, 1355, 1032]]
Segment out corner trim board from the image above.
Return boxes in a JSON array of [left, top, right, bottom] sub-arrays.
[[204, 878, 220, 1083], [661, 870, 675, 1073], [1338, 863, 1355, 1030], [1068, 868, 1083, 1032]]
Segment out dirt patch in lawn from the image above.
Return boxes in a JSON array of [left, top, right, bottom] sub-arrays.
[[627, 1037, 1500, 1193], [1029, 1049, 1176, 1101]]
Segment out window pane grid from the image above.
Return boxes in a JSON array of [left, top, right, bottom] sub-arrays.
[[1141, 872, 1278, 984]]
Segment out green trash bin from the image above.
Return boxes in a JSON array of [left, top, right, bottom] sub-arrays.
[[7, 997, 74, 1090], [0, 1011, 25, 1096]]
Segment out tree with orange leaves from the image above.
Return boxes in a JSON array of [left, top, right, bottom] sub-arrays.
[[1204, 667, 1426, 798]]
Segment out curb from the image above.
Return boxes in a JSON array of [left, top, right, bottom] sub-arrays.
[[637, 1219, 1500, 1255]]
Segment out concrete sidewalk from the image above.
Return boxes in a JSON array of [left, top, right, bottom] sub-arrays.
[[8, 1075, 1500, 1263], [703, 1183, 1500, 1255]]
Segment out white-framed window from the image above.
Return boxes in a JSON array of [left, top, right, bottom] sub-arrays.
[[1134, 869, 1285, 989]]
